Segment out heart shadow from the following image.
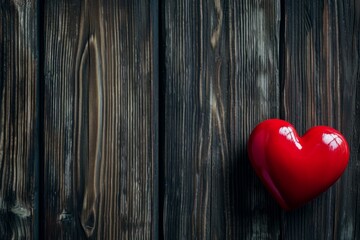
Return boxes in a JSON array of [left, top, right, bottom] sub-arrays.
[[225, 139, 282, 236]]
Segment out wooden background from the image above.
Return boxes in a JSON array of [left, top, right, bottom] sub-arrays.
[[0, 0, 359, 239]]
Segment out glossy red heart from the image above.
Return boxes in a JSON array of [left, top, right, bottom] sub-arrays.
[[248, 119, 349, 210]]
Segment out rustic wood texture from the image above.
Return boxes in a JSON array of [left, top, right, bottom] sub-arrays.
[[0, 0, 359, 239], [335, 1, 360, 238], [281, 0, 360, 239], [42, 0, 156, 239], [160, 0, 281, 238], [0, 1, 39, 239]]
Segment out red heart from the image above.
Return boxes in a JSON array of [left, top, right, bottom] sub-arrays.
[[248, 119, 349, 210]]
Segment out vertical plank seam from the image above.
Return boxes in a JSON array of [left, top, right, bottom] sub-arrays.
[[37, 0, 45, 239], [158, 0, 165, 238], [279, 0, 285, 121], [151, 0, 160, 238]]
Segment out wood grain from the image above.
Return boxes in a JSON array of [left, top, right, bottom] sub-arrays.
[[0, 1, 39, 239], [281, 0, 360, 239], [42, 0, 156, 239], [0, 0, 358, 238], [161, 0, 281, 238], [333, 1, 360, 239]]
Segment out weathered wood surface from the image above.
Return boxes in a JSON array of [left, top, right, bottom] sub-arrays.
[[0, 0, 359, 239], [0, 1, 39, 239], [161, 0, 281, 238], [42, 0, 157, 239], [281, 0, 360, 239], [161, 0, 360, 239]]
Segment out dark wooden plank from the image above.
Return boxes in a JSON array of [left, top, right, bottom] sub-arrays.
[[281, 0, 360, 239], [42, 0, 157, 239], [0, 1, 39, 239], [161, 0, 281, 238], [334, 1, 360, 239], [42, 1, 82, 238]]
